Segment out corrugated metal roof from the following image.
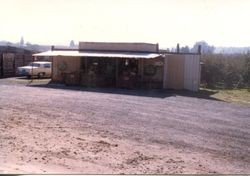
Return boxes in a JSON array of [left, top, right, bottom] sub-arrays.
[[33, 50, 161, 59]]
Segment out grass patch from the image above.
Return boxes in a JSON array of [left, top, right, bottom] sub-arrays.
[[200, 88, 250, 106]]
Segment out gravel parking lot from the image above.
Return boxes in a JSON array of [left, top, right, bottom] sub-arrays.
[[0, 77, 249, 173]]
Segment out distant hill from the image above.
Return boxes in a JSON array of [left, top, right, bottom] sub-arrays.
[[0, 40, 74, 52], [0, 40, 48, 52], [1, 40, 249, 54], [160, 46, 250, 54], [0, 40, 13, 46]]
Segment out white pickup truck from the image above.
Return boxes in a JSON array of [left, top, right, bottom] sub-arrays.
[[17, 61, 52, 78]]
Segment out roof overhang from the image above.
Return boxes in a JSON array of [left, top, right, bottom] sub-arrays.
[[33, 50, 162, 59]]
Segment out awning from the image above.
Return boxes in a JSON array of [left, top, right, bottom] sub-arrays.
[[33, 50, 161, 59]]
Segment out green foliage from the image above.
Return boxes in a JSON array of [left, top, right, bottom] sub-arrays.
[[243, 57, 250, 86], [201, 54, 250, 89]]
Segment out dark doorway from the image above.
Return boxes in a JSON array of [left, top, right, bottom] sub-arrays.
[[80, 57, 116, 87], [80, 57, 140, 89], [117, 58, 139, 89]]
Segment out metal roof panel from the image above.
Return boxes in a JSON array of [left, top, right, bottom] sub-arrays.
[[33, 50, 161, 59]]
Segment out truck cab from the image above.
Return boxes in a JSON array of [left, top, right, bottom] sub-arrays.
[[17, 61, 52, 78]]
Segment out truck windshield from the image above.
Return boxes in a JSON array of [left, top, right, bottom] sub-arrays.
[[29, 63, 40, 67]]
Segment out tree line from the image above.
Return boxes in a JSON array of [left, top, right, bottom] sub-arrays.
[[168, 41, 249, 89], [201, 53, 250, 89]]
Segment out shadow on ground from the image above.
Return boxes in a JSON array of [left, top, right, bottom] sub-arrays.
[[27, 82, 221, 101], [16, 76, 50, 80]]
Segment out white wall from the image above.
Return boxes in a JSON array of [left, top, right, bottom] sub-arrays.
[[163, 54, 200, 92], [184, 55, 200, 91]]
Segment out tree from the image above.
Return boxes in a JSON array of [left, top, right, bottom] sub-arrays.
[[170, 47, 176, 52], [192, 41, 214, 54], [70, 40, 75, 47], [20, 36, 24, 46], [26, 42, 31, 46], [180, 45, 190, 53], [243, 56, 250, 87]]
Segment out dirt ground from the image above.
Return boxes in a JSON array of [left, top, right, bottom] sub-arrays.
[[0, 77, 249, 174]]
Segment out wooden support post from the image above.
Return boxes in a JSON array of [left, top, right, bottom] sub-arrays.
[[115, 59, 119, 88], [22, 54, 25, 66], [13, 54, 15, 76], [0, 52, 3, 77], [163, 56, 168, 89], [85, 57, 88, 75], [198, 45, 201, 54], [31, 56, 35, 81], [85, 57, 88, 86], [177, 43, 180, 53], [51, 56, 54, 82], [140, 59, 144, 87], [156, 43, 159, 53]]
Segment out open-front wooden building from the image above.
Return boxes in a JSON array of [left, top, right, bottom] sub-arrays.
[[34, 42, 201, 91]]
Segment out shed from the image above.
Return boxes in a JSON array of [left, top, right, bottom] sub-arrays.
[[0, 46, 35, 77], [34, 42, 201, 91]]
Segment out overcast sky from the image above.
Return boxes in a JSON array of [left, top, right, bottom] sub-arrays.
[[0, 0, 250, 47]]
